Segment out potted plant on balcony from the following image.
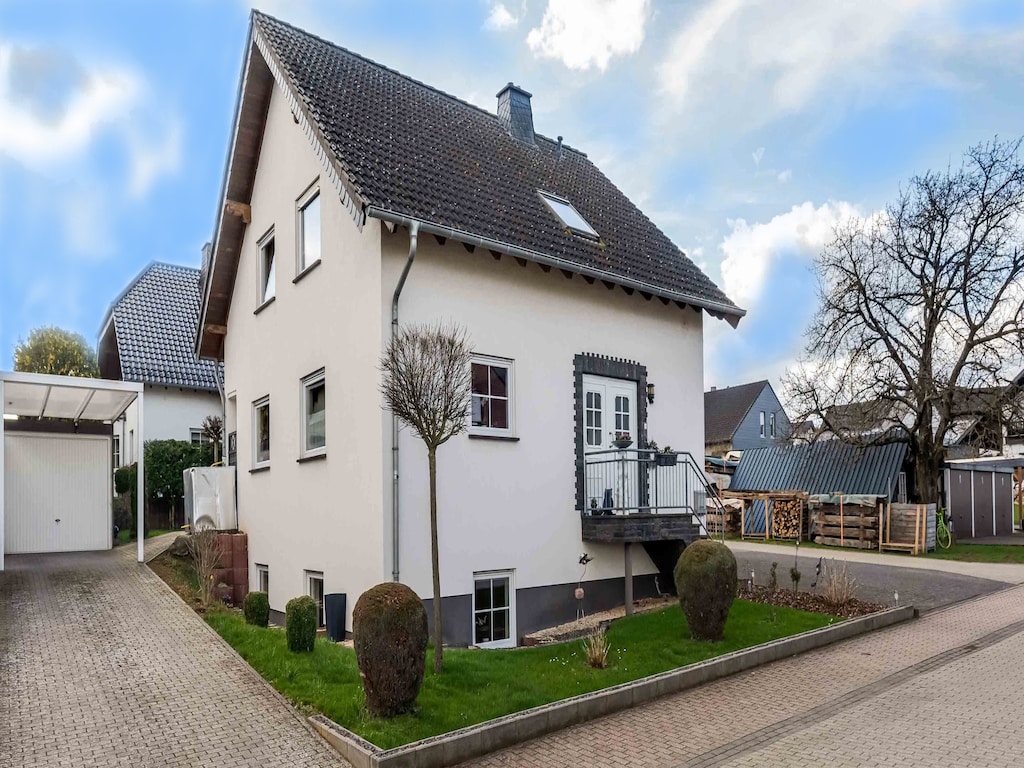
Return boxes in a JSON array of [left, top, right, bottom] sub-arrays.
[[655, 445, 679, 467], [612, 431, 633, 449]]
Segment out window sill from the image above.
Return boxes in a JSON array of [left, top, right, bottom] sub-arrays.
[[254, 296, 276, 315], [249, 465, 271, 474], [468, 433, 520, 442], [297, 452, 327, 464], [292, 258, 322, 284]]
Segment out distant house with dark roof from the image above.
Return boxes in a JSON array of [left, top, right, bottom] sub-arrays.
[[705, 380, 790, 457], [196, 12, 744, 644], [98, 262, 222, 467]]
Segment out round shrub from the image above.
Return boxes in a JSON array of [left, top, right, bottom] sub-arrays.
[[673, 539, 737, 641], [243, 591, 270, 628], [285, 595, 318, 652], [353, 582, 428, 718]]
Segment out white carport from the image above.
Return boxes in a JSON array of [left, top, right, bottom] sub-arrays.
[[1, 371, 145, 570]]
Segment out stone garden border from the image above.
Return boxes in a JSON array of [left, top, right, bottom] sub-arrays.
[[309, 605, 916, 768]]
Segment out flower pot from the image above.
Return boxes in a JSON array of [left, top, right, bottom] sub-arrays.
[[612, 439, 633, 449], [655, 452, 678, 467]]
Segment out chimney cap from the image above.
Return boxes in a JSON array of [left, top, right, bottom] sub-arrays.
[[496, 81, 533, 99]]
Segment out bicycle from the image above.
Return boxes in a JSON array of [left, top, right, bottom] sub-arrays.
[[936, 507, 952, 549]]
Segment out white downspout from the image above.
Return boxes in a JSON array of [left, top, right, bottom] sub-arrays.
[[391, 222, 419, 582]]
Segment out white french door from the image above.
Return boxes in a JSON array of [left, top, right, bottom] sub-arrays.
[[582, 375, 638, 513]]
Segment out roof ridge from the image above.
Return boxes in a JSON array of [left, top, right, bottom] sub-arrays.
[[251, 9, 588, 158]]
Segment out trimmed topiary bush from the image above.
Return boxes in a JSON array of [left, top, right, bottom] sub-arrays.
[[353, 582, 429, 718], [673, 539, 738, 641], [243, 591, 270, 628], [285, 595, 318, 652]]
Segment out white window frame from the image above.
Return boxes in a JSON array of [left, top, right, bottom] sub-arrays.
[[472, 569, 516, 649], [258, 227, 276, 305], [759, 411, 766, 438], [112, 435, 121, 469], [300, 369, 327, 458], [129, 429, 135, 464], [306, 570, 325, 628], [538, 191, 599, 239], [585, 390, 603, 447], [469, 355, 515, 437], [769, 412, 776, 439], [255, 563, 269, 594], [296, 181, 322, 273], [190, 428, 206, 446], [253, 395, 271, 468]]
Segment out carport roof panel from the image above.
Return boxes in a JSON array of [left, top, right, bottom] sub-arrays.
[[1, 372, 140, 422]]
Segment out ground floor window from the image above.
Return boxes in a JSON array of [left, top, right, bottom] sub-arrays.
[[473, 570, 515, 648], [256, 563, 269, 594], [306, 570, 325, 627]]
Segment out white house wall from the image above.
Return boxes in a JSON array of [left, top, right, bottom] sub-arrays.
[[113, 387, 221, 466], [379, 230, 706, 612], [222, 81, 385, 627]]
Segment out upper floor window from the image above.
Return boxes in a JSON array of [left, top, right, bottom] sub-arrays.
[[301, 369, 326, 457], [253, 396, 271, 467], [538, 191, 598, 239], [769, 412, 776, 439], [759, 411, 766, 438], [297, 184, 321, 271], [259, 229, 276, 304], [471, 356, 514, 436], [190, 428, 206, 446]]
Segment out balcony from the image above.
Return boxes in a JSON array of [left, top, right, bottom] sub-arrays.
[[579, 448, 724, 543]]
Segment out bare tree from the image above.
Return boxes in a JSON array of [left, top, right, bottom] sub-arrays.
[[786, 138, 1024, 502], [381, 322, 472, 673]]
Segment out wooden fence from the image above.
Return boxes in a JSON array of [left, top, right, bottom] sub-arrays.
[[879, 503, 936, 555]]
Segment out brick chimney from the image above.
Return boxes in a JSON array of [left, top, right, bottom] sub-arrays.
[[496, 82, 535, 145]]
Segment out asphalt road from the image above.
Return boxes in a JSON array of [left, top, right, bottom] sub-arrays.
[[732, 547, 1010, 611]]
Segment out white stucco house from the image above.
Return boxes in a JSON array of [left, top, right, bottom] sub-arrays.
[[196, 12, 744, 644], [99, 261, 223, 468]]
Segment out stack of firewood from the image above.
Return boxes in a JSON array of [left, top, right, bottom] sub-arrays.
[[771, 498, 804, 539], [810, 503, 880, 549]]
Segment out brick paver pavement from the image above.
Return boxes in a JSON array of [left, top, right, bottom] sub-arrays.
[[463, 585, 1024, 767], [0, 539, 344, 768]]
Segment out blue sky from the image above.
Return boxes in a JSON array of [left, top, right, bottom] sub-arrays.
[[1, 0, 1023, 390]]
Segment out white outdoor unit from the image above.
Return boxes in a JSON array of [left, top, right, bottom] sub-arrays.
[[184, 467, 237, 531]]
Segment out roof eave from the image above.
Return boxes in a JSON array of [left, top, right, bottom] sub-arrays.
[[365, 207, 746, 325]]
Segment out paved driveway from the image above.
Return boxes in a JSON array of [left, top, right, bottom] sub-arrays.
[[0, 540, 343, 768]]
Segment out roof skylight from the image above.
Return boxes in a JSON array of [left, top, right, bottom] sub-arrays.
[[539, 192, 599, 239]]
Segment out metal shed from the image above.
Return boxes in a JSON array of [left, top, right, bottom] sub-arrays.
[[944, 458, 1017, 539], [1, 371, 145, 570]]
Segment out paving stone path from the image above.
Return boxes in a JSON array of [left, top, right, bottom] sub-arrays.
[[0, 539, 344, 768], [462, 584, 1024, 767]]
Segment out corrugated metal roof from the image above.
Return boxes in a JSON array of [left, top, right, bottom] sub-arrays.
[[731, 441, 907, 499]]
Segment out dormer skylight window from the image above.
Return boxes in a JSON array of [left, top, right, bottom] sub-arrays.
[[539, 191, 599, 239]]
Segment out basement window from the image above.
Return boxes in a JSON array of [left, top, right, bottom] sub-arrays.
[[538, 191, 598, 239]]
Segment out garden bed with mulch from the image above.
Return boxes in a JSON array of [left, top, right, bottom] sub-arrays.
[[739, 585, 884, 618]]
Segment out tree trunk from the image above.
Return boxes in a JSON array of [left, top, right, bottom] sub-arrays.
[[914, 447, 942, 505], [428, 445, 444, 673]]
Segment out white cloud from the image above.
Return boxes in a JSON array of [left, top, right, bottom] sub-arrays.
[[657, 0, 973, 131], [751, 146, 764, 167], [526, 0, 649, 71], [719, 200, 862, 311], [485, 3, 520, 31], [127, 119, 182, 199], [777, 169, 792, 183]]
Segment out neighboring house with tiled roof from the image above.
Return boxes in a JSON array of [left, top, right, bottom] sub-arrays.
[[197, 12, 744, 643], [704, 380, 790, 457], [99, 262, 222, 467]]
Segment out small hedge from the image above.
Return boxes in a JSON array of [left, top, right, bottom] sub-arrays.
[[243, 591, 270, 628], [286, 595, 318, 652], [353, 583, 428, 718], [674, 539, 737, 641]]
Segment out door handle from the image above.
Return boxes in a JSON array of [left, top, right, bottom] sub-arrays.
[[55, 518, 61, 523]]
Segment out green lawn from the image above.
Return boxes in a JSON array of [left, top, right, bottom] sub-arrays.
[[206, 600, 834, 749], [926, 543, 1024, 564]]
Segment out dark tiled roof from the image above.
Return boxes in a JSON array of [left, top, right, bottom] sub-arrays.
[[704, 381, 769, 444], [252, 12, 741, 318], [731, 441, 907, 499], [106, 263, 221, 391]]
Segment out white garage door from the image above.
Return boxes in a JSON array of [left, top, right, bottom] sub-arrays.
[[4, 432, 112, 554]]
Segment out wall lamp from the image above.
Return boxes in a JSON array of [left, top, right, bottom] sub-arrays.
[[646, 382, 656, 404]]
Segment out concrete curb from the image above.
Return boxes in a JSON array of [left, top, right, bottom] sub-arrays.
[[310, 605, 915, 768]]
